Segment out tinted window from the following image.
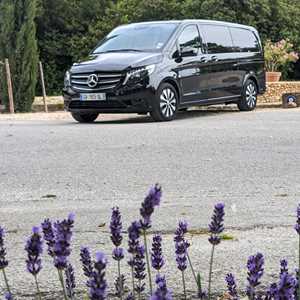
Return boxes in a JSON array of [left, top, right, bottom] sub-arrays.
[[202, 25, 234, 54], [93, 23, 178, 53], [178, 25, 202, 55], [230, 27, 260, 52]]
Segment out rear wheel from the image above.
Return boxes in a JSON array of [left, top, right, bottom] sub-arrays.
[[238, 79, 258, 111], [71, 112, 99, 123], [150, 83, 178, 121]]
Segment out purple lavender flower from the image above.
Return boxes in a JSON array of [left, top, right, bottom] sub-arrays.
[[208, 203, 225, 245], [280, 259, 288, 276], [125, 293, 134, 300], [128, 221, 141, 255], [246, 252, 264, 299], [174, 221, 188, 243], [25, 226, 43, 275], [65, 263, 76, 299], [150, 274, 172, 300], [140, 184, 162, 230], [295, 204, 300, 234], [134, 244, 146, 294], [225, 273, 239, 300], [80, 247, 93, 278], [295, 268, 299, 300], [269, 272, 296, 300], [41, 219, 55, 257], [53, 213, 75, 270], [88, 252, 108, 300], [110, 207, 123, 247], [0, 226, 8, 270], [151, 235, 165, 271], [4, 293, 13, 300], [115, 274, 126, 297], [175, 239, 187, 272], [113, 247, 125, 261]]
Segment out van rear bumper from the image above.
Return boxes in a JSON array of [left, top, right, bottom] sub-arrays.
[[63, 87, 156, 113]]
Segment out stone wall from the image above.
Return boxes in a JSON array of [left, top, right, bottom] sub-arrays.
[[258, 81, 300, 104]]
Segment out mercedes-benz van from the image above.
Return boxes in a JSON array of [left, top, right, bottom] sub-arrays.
[[63, 20, 266, 122]]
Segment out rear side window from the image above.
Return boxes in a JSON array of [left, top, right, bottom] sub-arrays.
[[178, 25, 202, 55], [201, 25, 234, 54], [230, 27, 260, 52]]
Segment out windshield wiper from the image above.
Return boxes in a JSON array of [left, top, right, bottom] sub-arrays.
[[94, 49, 144, 54]]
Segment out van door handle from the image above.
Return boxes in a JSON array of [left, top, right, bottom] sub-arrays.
[[211, 56, 218, 62], [200, 57, 207, 63]]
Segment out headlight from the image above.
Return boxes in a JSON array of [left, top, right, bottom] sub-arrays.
[[64, 71, 71, 88], [123, 64, 156, 86]]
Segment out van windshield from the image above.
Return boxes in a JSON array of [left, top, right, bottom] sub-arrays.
[[93, 23, 178, 53]]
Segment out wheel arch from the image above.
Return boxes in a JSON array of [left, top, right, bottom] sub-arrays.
[[243, 73, 259, 91]]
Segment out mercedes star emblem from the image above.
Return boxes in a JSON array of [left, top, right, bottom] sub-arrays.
[[87, 74, 98, 88]]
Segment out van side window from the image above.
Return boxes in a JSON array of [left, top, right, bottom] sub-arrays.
[[201, 25, 234, 54], [230, 28, 260, 52], [177, 25, 202, 55]]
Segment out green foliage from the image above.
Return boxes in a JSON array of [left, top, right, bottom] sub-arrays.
[[0, 0, 39, 112]]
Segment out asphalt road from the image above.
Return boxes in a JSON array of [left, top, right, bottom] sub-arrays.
[[0, 108, 300, 299]]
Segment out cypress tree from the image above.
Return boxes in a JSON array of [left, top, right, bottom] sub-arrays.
[[14, 0, 39, 112], [0, 0, 16, 109]]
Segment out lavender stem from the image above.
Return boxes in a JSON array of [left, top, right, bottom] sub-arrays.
[[58, 269, 68, 300], [118, 259, 123, 300], [143, 230, 153, 294], [34, 275, 42, 300], [187, 252, 198, 288], [208, 244, 215, 300], [2, 269, 11, 294], [131, 265, 135, 299], [181, 270, 187, 300]]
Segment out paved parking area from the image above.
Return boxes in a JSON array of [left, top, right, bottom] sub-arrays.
[[0, 108, 300, 298]]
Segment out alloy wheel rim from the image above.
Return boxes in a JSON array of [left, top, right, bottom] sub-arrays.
[[160, 88, 177, 118], [246, 83, 257, 108]]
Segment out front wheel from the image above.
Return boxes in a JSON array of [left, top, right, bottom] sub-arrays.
[[71, 112, 99, 123], [238, 79, 258, 111], [150, 83, 179, 121]]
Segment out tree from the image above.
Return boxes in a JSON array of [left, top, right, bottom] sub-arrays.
[[14, 0, 39, 112], [0, 0, 39, 112]]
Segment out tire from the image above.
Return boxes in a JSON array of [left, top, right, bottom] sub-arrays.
[[71, 112, 99, 123], [150, 83, 179, 121], [238, 79, 258, 111]]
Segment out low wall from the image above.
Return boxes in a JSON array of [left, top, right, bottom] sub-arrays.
[[258, 81, 300, 104]]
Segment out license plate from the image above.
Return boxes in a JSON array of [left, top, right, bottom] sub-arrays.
[[80, 93, 106, 101]]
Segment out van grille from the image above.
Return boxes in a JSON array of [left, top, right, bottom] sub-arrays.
[[70, 72, 124, 92]]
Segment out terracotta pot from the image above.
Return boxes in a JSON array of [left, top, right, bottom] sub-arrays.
[[266, 72, 282, 82]]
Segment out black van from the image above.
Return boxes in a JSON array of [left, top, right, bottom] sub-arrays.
[[63, 20, 266, 122]]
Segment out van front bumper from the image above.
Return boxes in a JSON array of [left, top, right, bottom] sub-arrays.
[[63, 87, 156, 114]]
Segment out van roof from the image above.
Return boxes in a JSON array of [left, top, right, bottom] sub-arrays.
[[125, 19, 257, 33]]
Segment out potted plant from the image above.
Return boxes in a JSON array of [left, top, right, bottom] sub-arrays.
[[264, 39, 299, 82]]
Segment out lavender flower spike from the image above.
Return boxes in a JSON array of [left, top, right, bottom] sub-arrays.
[[140, 184, 162, 230], [113, 247, 125, 261], [88, 251, 108, 300], [80, 247, 93, 279], [0, 226, 8, 270], [151, 235, 165, 272], [246, 252, 264, 300], [41, 219, 55, 257], [150, 274, 172, 300], [0, 226, 11, 294], [225, 273, 239, 300], [110, 207, 123, 247], [208, 203, 225, 245], [25, 226, 43, 275], [53, 213, 75, 270], [65, 263, 76, 299], [295, 204, 300, 234], [134, 244, 146, 295]]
